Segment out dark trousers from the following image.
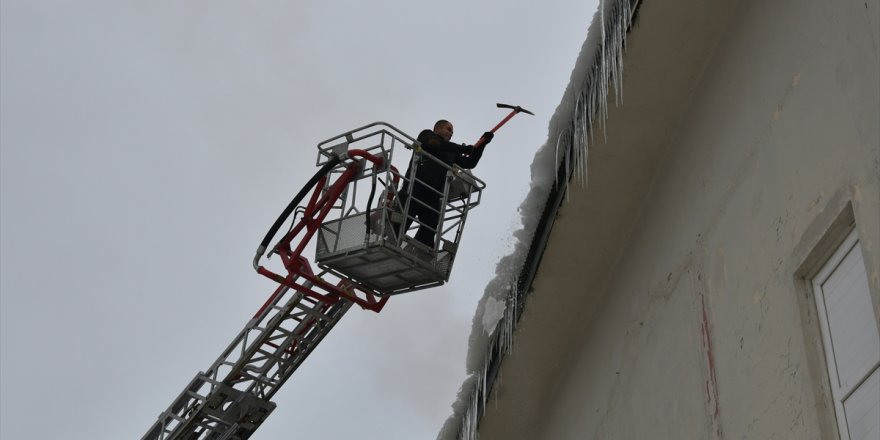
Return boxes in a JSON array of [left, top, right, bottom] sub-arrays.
[[395, 182, 443, 249]]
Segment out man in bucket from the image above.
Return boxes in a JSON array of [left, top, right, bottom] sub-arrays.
[[394, 120, 493, 254]]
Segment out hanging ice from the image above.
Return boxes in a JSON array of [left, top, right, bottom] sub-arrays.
[[437, 1, 641, 438]]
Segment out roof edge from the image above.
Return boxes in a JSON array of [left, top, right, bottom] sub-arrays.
[[437, 1, 643, 439]]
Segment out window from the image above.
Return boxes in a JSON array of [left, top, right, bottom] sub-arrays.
[[812, 228, 880, 440]]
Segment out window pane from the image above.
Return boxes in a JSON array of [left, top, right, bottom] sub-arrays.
[[843, 367, 879, 440], [821, 243, 880, 391]]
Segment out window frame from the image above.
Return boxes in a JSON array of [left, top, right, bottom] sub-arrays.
[[811, 228, 879, 440]]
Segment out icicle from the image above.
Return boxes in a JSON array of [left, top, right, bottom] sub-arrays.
[[502, 278, 517, 356], [580, 128, 590, 187], [600, 0, 606, 72], [611, 5, 622, 106], [555, 128, 570, 191], [481, 362, 489, 410], [554, 129, 562, 184], [582, 86, 590, 181], [451, 2, 640, 437]]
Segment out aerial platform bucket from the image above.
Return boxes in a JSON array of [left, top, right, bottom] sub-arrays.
[[313, 122, 486, 296]]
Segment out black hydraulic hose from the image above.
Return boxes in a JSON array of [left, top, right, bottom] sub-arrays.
[[286, 206, 306, 236], [364, 170, 378, 237], [253, 155, 343, 271]]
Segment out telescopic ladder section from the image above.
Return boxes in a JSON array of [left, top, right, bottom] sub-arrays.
[[141, 280, 353, 440], [141, 122, 485, 440]]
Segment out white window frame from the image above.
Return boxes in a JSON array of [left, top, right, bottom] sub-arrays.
[[811, 228, 880, 440]]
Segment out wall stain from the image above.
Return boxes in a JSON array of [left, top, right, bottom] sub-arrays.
[[772, 71, 802, 122], [699, 291, 725, 439]]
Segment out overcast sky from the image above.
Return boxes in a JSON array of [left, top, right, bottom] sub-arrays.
[[0, 1, 598, 438]]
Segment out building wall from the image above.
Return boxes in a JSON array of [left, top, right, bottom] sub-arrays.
[[534, 0, 879, 438]]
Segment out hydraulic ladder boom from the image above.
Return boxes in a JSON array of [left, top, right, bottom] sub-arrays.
[[141, 122, 486, 440]]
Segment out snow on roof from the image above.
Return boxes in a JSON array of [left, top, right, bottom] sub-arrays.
[[437, 0, 642, 438]]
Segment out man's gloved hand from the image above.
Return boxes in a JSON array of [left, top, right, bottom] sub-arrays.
[[481, 131, 494, 145]]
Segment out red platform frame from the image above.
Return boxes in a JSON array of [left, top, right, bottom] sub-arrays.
[[255, 149, 399, 313]]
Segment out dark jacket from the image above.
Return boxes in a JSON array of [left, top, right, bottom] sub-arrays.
[[410, 129, 484, 191]]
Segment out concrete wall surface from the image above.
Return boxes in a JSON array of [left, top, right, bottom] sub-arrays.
[[481, 0, 879, 438]]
